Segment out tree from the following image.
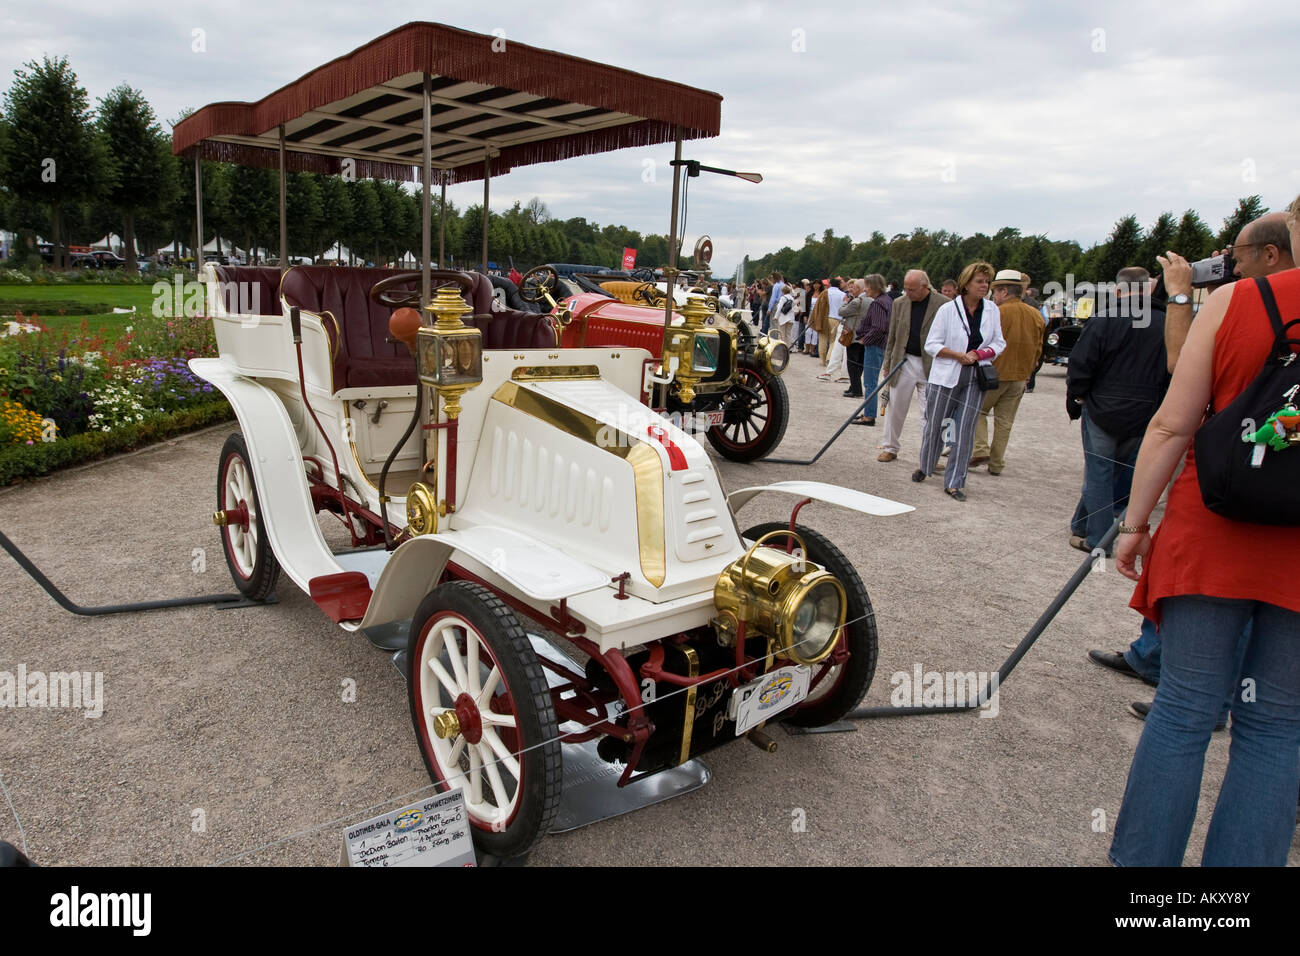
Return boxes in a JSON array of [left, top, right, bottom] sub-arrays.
[[316, 174, 354, 260], [1097, 214, 1143, 282], [226, 165, 277, 260], [97, 85, 176, 272], [0, 57, 111, 267], [1137, 211, 1177, 275], [1216, 195, 1267, 248], [1017, 235, 1059, 289], [286, 173, 322, 260], [1171, 210, 1215, 263], [342, 179, 380, 263]]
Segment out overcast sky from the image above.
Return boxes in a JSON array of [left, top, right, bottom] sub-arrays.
[[4, 0, 1299, 272]]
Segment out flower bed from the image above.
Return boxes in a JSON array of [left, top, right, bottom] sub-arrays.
[[0, 308, 232, 484]]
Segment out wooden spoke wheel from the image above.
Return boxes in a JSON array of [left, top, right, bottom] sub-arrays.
[[407, 581, 562, 858], [216, 433, 280, 600], [706, 366, 789, 462]]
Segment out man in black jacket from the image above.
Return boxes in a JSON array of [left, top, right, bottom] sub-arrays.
[[1066, 266, 1170, 556]]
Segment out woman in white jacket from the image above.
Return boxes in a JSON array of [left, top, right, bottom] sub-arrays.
[[912, 261, 1005, 500]]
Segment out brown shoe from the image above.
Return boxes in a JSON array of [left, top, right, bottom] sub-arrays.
[[988, 466, 1003, 476], [877, 451, 897, 462], [969, 455, 990, 467]]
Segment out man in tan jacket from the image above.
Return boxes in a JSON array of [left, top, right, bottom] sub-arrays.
[[878, 269, 949, 461], [970, 270, 1046, 474]]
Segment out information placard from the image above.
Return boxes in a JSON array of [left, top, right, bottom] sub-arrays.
[[342, 790, 477, 867]]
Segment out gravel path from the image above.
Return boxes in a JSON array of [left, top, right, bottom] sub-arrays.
[[1, 357, 1294, 866]]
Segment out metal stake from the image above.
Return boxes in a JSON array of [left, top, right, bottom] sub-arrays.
[[421, 72, 432, 310], [482, 156, 490, 273], [278, 124, 287, 272], [193, 153, 204, 274]]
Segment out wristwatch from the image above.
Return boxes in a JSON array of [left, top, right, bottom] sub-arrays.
[[1167, 293, 1192, 306], [1117, 522, 1151, 534]]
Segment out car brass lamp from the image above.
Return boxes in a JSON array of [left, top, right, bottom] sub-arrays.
[[714, 531, 847, 666], [664, 294, 720, 405], [415, 284, 483, 421]]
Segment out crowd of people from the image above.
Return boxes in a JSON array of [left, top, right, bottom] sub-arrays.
[[739, 198, 1300, 865]]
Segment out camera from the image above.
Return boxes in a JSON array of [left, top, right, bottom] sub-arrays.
[[1190, 250, 1237, 288]]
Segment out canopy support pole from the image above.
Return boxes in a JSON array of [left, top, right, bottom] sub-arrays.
[[278, 125, 287, 272], [438, 171, 446, 269], [421, 73, 432, 310], [481, 156, 490, 273], [660, 127, 684, 349], [193, 153, 204, 276]]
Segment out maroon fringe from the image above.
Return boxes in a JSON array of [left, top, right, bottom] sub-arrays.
[[173, 21, 722, 174]]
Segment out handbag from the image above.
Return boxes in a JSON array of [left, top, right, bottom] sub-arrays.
[[974, 361, 1000, 391], [838, 324, 854, 347], [1193, 276, 1300, 525]]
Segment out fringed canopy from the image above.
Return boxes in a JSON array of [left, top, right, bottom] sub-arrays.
[[172, 21, 722, 183]]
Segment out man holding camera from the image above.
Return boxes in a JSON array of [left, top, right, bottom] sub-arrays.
[[1165, 212, 1294, 370], [1089, 212, 1295, 724]]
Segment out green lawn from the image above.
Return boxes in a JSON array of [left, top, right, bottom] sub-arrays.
[[0, 284, 164, 342]]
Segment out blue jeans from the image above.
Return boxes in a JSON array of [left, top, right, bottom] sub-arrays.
[[861, 344, 885, 417], [1070, 409, 1141, 554], [1126, 617, 1253, 724], [1109, 596, 1300, 866]]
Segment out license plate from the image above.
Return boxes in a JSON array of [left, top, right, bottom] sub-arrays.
[[702, 409, 725, 428], [729, 665, 811, 735]]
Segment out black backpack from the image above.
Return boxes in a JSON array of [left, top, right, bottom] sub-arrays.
[[1194, 276, 1300, 524]]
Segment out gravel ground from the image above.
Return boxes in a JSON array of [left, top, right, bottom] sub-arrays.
[[1, 356, 1296, 867]]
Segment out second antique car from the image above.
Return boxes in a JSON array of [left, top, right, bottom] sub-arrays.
[[515, 260, 792, 462]]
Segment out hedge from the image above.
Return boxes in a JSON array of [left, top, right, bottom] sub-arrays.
[[0, 398, 234, 485]]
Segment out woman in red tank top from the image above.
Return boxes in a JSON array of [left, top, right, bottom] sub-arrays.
[[1108, 201, 1300, 866]]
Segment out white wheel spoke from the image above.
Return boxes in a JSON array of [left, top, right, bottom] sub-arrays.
[[427, 658, 458, 699], [447, 735, 466, 766], [480, 726, 521, 778], [443, 624, 468, 690], [467, 635, 480, 696], [483, 756, 508, 806], [478, 666, 501, 703], [468, 744, 483, 804], [225, 477, 240, 506], [481, 709, 516, 729]]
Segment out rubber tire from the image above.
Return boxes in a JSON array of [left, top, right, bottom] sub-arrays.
[[740, 523, 877, 726], [706, 366, 789, 462], [407, 581, 562, 859], [217, 432, 281, 601]]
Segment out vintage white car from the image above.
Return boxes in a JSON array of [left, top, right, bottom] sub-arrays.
[[178, 21, 913, 858]]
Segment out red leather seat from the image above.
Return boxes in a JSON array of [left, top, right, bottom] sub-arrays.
[[278, 267, 557, 391], [212, 266, 284, 317]]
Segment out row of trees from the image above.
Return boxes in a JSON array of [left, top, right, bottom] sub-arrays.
[[743, 197, 1269, 290]]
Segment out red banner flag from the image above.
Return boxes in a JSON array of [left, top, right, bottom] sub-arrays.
[[622, 247, 637, 270]]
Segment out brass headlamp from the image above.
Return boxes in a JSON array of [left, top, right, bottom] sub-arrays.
[[660, 294, 719, 404], [415, 284, 483, 420], [714, 531, 847, 666]]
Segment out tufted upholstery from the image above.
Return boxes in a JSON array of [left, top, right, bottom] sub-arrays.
[[277, 266, 558, 391], [212, 266, 285, 317]]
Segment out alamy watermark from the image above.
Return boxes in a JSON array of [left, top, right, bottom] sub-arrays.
[[1042, 274, 1154, 328], [890, 663, 1000, 717], [1, 664, 104, 718]]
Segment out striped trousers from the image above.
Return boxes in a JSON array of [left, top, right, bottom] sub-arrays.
[[918, 364, 982, 490]]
